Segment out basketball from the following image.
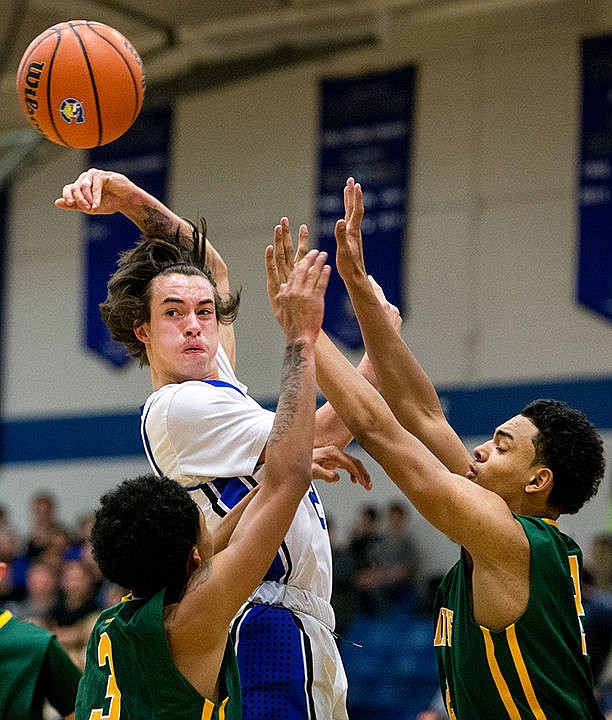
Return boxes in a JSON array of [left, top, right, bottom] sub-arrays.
[[16, 20, 145, 148]]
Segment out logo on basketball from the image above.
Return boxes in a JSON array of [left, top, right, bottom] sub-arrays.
[[59, 98, 85, 124]]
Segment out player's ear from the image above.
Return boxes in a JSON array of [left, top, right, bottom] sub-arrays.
[[525, 467, 553, 493], [133, 323, 150, 344], [186, 547, 201, 575], [0, 562, 7, 582]]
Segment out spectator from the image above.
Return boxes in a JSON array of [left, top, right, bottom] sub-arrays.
[[329, 515, 355, 636], [378, 500, 419, 613], [349, 505, 385, 615], [8, 560, 58, 629], [37, 525, 72, 575], [25, 492, 63, 560], [0, 526, 28, 603], [51, 559, 101, 668]]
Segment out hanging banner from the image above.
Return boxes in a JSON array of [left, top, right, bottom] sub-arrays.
[[316, 65, 417, 349], [84, 105, 172, 367], [578, 35, 612, 323]]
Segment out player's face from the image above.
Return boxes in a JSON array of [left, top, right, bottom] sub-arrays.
[[135, 273, 220, 388], [468, 414, 540, 508]]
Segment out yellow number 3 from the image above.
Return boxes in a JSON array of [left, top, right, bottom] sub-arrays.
[[89, 631, 122, 720]]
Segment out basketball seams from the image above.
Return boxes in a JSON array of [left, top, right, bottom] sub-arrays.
[[45, 29, 68, 146], [68, 21, 103, 147], [87, 23, 144, 127]]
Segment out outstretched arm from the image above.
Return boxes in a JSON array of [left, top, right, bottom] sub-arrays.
[[333, 178, 471, 475], [267, 217, 394, 456], [266, 218, 374, 489], [55, 168, 236, 366]]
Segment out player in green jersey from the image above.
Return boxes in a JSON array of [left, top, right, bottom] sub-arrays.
[[76, 248, 330, 719], [271, 178, 606, 719], [0, 562, 82, 720]]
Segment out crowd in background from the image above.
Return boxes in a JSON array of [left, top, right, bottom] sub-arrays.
[[2, 490, 612, 719], [0, 493, 126, 675]]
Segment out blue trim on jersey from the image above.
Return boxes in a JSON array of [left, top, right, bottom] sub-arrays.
[[140, 402, 164, 478], [204, 379, 247, 397], [201, 477, 256, 517], [3, 377, 611, 464], [263, 541, 292, 584], [201, 477, 292, 583]]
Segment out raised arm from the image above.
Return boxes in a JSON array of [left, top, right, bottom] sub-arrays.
[[267, 217, 372, 489], [314, 325, 530, 633], [55, 168, 236, 365], [334, 178, 471, 475], [178, 249, 329, 635]]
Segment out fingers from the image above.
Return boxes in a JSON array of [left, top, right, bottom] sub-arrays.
[[311, 446, 372, 490], [291, 249, 329, 293], [55, 168, 101, 212], [312, 463, 341, 483], [296, 224, 309, 262], [344, 176, 355, 221], [265, 244, 281, 298]]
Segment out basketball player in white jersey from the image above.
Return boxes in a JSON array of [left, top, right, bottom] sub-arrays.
[[55, 168, 392, 720]]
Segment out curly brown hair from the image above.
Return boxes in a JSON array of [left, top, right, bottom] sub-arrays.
[[99, 222, 240, 366]]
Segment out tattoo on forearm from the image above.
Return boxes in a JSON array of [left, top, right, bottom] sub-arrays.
[[268, 341, 307, 445], [141, 206, 191, 247]]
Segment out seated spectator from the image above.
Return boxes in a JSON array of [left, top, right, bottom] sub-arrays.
[[329, 514, 356, 636], [377, 500, 419, 613], [64, 512, 95, 562], [7, 560, 59, 630], [349, 505, 385, 615], [50, 559, 101, 669], [37, 524, 72, 575], [0, 526, 28, 604], [25, 492, 63, 560], [64, 512, 104, 600]]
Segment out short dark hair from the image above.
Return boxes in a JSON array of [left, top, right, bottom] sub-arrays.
[[100, 222, 240, 366], [90, 475, 200, 602], [521, 399, 605, 515]]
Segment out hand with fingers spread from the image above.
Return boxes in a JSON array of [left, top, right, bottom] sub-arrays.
[[266, 217, 310, 318], [273, 249, 330, 346]]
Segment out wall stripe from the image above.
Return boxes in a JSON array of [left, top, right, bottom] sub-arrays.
[[2, 376, 611, 465]]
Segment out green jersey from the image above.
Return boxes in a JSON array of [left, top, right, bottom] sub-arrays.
[[76, 590, 241, 720], [434, 516, 604, 719], [0, 609, 82, 719]]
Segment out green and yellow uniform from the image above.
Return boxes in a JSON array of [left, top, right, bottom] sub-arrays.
[[0, 609, 82, 719], [76, 590, 241, 720], [434, 516, 604, 719]]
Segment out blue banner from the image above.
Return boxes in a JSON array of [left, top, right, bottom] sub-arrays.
[[84, 105, 172, 367], [578, 35, 612, 323], [316, 65, 417, 349]]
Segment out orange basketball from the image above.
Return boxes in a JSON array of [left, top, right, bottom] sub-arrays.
[[16, 20, 145, 148]]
